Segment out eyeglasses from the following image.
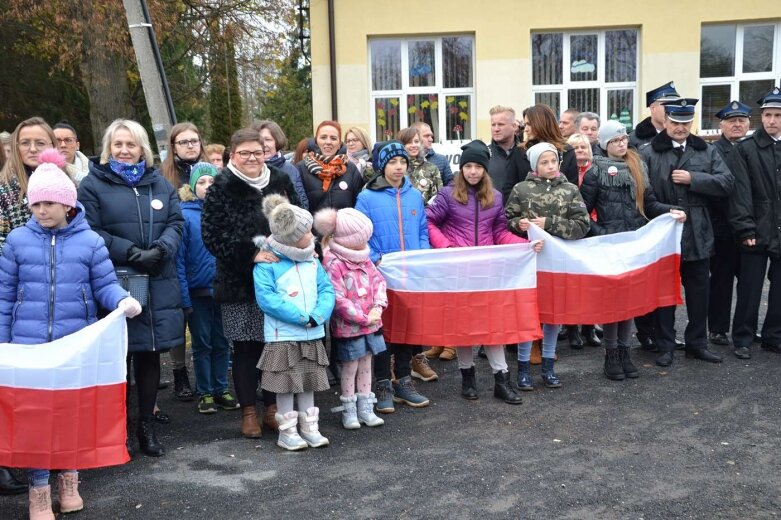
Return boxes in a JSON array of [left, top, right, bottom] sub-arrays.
[[609, 136, 629, 145], [18, 140, 52, 150], [175, 139, 200, 147], [56, 137, 77, 145], [235, 150, 265, 160], [345, 138, 360, 144]]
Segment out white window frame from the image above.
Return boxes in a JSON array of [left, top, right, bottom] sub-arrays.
[[368, 36, 476, 144], [699, 21, 781, 134], [530, 29, 640, 127]]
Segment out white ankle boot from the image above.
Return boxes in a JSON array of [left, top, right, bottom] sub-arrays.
[[298, 407, 329, 447], [331, 395, 360, 430], [356, 393, 385, 427], [275, 411, 307, 451]]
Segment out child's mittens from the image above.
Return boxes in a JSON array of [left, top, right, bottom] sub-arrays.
[[367, 307, 382, 325], [118, 297, 142, 318]]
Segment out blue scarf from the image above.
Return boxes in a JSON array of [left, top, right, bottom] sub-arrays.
[[109, 157, 147, 186], [265, 152, 287, 170]]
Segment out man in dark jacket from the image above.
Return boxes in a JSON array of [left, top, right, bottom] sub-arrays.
[[641, 97, 734, 367], [630, 81, 681, 151], [412, 122, 454, 185], [488, 105, 520, 197], [708, 101, 752, 348], [728, 87, 781, 359]]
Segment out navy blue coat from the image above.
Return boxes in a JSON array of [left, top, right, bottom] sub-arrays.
[[175, 186, 216, 309], [78, 162, 185, 352], [0, 203, 129, 344]]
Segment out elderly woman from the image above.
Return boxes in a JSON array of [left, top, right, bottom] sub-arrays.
[[78, 119, 184, 458], [567, 133, 593, 187], [252, 119, 309, 209]]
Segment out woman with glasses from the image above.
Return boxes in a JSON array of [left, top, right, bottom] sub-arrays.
[[201, 128, 300, 440], [344, 126, 372, 175]]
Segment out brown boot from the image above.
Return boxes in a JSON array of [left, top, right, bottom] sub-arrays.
[[241, 406, 261, 438], [530, 340, 542, 365], [423, 346, 444, 359], [410, 354, 438, 381], [263, 404, 279, 432], [439, 348, 457, 361]]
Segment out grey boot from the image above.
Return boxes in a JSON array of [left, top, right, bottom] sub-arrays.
[[331, 395, 360, 429], [356, 393, 384, 427]]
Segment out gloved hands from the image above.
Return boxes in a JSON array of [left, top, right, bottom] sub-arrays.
[[128, 245, 164, 275], [367, 307, 383, 325], [118, 297, 142, 318]]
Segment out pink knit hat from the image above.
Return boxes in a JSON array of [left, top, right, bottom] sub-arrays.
[[313, 207, 373, 248], [27, 149, 77, 208]]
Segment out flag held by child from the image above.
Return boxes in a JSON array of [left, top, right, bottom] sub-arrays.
[[0, 309, 129, 470]]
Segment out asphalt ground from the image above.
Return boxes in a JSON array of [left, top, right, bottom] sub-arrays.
[[3, 306, 781, 519]]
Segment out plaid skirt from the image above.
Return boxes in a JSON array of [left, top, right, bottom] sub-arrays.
[[257, 339, 329, 394]]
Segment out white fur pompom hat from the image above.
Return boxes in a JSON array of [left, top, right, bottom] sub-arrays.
[[262, 194, 313, 245], [313, 207, 373, 249]]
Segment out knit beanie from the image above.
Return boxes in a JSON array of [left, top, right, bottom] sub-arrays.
[[459, 140, 491, 171], [314, 207, 373, 249], [376, 140, 409, 174], [598, 120, 628, 151], [189, 161, 218, 192], [27, 149, 77, 208], [526, 142, 559, 172], [263, 194, 313, 245]]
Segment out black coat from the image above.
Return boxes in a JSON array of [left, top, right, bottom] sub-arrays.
[[641, 131, 734, 261], [78, 162, 185, 352], [710, 135, 743, 241], [296, 159, 364, 212], [628, 117, 658, 150], [201, 166, 299, 304], [487, 139, 518, 194], [502, 144, 578, 203], [728, 127, 781, 257], [580, 155, 671, 236]]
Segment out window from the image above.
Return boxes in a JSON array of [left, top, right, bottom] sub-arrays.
[[531, 29, 639, 130], [369, 36, 475, 143], [700, 22, 781, 131]]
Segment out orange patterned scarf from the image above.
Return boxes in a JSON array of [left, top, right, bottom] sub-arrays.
[[304, 152, 348, 191]]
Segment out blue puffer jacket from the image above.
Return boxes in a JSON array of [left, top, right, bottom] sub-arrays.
[[176, 186, 216, 309], [355, 174, 430, 263], [0, 203, 129, 344], [253, 252, 335, 343]]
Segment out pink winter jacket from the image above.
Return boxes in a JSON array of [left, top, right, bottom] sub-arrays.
[[425, 185, 527, 248], [322, 247, 388, 338]]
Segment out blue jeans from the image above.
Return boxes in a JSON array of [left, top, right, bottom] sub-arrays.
[[188, 296, 231, 396], [518, 324, 560, 361], [28, 469, 77, 488]]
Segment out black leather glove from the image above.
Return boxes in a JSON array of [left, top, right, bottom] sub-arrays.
[[127, 245, 164, 274]]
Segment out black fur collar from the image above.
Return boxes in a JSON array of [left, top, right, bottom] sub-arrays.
[[651, 130, 707, 153], [633, 117, 658, 140]]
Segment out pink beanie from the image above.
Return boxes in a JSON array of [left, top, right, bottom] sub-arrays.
[[27, 149, 77, 208], [314, 207, 373, 248]]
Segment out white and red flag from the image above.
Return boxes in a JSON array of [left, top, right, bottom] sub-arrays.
[[0, 309, 129, 470], [378, 244, 542, 346], [529, 214, 683, 324]]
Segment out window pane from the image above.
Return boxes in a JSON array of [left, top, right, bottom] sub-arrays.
[[700, 25, 736, 78], [701, 84, 731, 131], [570, 34, 598, 82], [607, 90, 634, 130], [371, 40, 401, 90], [443, 37, 473, 88], [408, 41, 436, 87], [568, 88, 599, 114], [408, 94, 440, 137], [605, 30, 637, 83], [535, 92, 560, 116], [375, 97, 401, 140], [740, 79, 775, 129], [532, 33, 563, 85], [445, 95, 472, 141], [743, 25, 775, 73]]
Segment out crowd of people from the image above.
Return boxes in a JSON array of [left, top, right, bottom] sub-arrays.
[[1, 80, 781, 519]]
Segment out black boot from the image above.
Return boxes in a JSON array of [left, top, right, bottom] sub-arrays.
[[173, 367, 194, 402], [604, 349, 625, 381], [0, 467, 26, 495], [137, 415, 165, 457], [460, 367, 478, 400], [494, 371, 523, 405], [655, 349, 674, 367], [568, 326, 583, 349], [618, 346, 639, 378], [583, 325, 601, 346]]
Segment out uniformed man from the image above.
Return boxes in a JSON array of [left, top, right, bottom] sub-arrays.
[[708, 101, 752, 347], [641, 97, 734, 367], [630, 81, 681, 150], [728, 87, 781, 359]]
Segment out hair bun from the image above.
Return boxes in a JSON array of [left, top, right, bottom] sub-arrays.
[[37, 149, 67, 169]]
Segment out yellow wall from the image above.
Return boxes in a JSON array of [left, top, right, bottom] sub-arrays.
[[311, 0, 781, 140]]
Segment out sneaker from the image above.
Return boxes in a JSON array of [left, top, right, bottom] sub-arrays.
[[410, 354, 438, 382], [213, 390, 240, 410], [392, 375, 430, 408], [198, 394, 218, 414]]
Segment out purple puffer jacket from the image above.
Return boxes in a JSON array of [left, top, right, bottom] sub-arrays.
[[425, 185, 526, 248]]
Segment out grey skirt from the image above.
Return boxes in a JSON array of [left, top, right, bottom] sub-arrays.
[[221, 301, 264, 342], [257, 339, 329, 394]]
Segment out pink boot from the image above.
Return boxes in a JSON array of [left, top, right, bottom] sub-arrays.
[[28, 485, 55, 520], [58, 472, 83, 513]]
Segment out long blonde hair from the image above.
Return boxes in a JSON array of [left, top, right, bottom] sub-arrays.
[[0, 117, 57, 196], [453, 167, 495, 209]]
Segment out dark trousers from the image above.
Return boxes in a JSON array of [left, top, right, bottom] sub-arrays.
[[655, 259, 710, 352], [232, 340, 275, 408], [634, 311, 656, 340], [127, 351, 160, 417], [374, 344, 421, 381], [732, 253, 781, 348], [708, 238, 740, 334]]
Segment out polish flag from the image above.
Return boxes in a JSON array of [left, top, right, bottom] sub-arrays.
[[0, 310, 129, 470], [528, 214, 683, 324], [378, 244, 542, 346]]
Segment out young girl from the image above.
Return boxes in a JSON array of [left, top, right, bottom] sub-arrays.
[[505, 142, 590, 389], [176, 162, 238, 413], [426, 140, 540, 404], [314, 207, 387, 429], [0, 150, 141, 519], [253, 195, 335, 451]]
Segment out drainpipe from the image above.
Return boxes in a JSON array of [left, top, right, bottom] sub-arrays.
[[327, 0, 338, 120]]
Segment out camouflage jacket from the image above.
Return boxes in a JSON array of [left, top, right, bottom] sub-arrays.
[[362, 158, 443, 206], [505, 172, 590, 240]]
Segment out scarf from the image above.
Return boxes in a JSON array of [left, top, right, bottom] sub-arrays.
[[592, 155, 647, 202], [303, 152, 347, 192], [347, 149, 370, 167], [265, 152, 287, 170], [227, 161, 270, 194], [108, 157, 147, 187], [328, 240, 370, 264], [267, 235, 316, 262]]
